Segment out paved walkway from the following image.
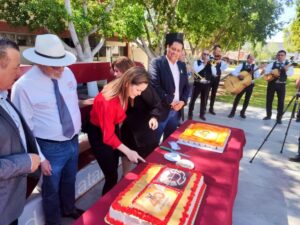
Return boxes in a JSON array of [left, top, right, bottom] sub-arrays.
[[63, 100, 300, 225]]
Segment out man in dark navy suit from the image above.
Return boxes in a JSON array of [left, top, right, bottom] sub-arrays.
[[149, 34, 190, 141]]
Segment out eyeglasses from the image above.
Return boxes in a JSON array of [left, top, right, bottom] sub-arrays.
[[203, 53, 209, 56], [277, 54, 285, 56]]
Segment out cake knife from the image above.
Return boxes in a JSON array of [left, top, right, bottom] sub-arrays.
[[159, 146, 191, 158]]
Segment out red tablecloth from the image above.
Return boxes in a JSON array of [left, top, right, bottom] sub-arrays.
[[73, 121, 246, 225]]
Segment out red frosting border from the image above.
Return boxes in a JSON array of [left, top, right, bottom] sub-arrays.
[[105, 163, 205, 225]]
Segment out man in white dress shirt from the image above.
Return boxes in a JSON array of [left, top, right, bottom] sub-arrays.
[[188, 49, 217, 121], [263, 50, 294, 124], [206, 45, 228, 115], [0, 38, 40, 225], [12, 34, 82, 225], [149, 34, 190, 141], [228, 54, 260, 119]]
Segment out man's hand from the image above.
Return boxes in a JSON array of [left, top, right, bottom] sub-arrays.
[[148, 117, 158, 130], [238, 75, 244, 80], [41, 159, 52, 176], [28, 153, 41, 173], [171, 101, 185, 111]]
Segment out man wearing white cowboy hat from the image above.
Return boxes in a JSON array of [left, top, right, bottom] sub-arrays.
[[11, 34, 83, 225]]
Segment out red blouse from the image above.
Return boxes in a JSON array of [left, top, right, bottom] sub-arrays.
[[90, 93, 127, 149]]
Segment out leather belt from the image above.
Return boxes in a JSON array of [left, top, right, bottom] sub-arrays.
[[195, 80, 210, 84], [36, 134, 78, 143]]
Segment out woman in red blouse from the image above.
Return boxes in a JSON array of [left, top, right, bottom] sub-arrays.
[[88, 67, 148, 195]]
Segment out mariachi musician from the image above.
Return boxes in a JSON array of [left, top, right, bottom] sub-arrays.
[[206, 45, 228, 115], [188, 49, 216, 121], [263, 50, 294, 124], [228, 54, 260, 118]]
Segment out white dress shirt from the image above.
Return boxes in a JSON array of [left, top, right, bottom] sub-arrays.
[[231, 63, 260, 84], [264, 60, 294, 76], [212, 55, 228, 73], [193, 60, 217, 76], [11, 65, 81, 142], [166, 56, 180, 102]]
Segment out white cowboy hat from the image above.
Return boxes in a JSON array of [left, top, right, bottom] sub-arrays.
[[23, 34, 76, 66]]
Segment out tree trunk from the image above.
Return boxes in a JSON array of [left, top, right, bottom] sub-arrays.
[[237, 42, 241, 64]]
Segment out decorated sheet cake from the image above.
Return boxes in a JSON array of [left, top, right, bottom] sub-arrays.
[[105, 163, 206, 225], [177, 123, 231, 153]]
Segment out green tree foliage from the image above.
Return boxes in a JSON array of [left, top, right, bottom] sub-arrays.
[[178, 0, 283, 53], [0, 0, 113, 61], [289, 0, 300, 51], [0, 0, 286, 60], [111, 0, 180, 58]]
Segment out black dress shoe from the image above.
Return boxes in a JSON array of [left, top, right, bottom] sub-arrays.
[[277, 119, 282, 124], [188, 114, 193, 120], [263, 116, 271, 120], [296, 117, 300, 122], [240, 114, 246, 119], [289, 156, 300, 162], [62, 208, 85, 219], [209, 109, 216, 115], [199, 115, 206, 121], [228, 113, 234, 118]]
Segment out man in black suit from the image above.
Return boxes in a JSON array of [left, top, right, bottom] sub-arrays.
[[149, 35, 190, 141], [0, 38, 40, 225]]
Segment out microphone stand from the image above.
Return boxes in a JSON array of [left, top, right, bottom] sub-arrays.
[[250, 93, 297, 163], [280, 92, 300, 154]]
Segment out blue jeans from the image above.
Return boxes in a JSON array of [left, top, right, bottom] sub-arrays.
[[157, 110, 180, 141], [37, 136, 79, 225]]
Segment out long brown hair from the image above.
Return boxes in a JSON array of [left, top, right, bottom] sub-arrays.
[[102, 66, 149, 108]]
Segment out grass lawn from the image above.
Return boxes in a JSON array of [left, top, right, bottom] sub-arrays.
[[217, 68, 300, 112]]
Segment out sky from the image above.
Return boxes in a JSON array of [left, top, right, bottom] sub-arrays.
[[267, 4, 297, 42]]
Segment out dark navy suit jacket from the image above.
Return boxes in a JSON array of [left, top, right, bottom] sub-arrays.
[[149, 55, 190, 119]]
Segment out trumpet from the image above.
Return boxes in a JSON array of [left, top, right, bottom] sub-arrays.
[[192, 71, 202, 80], [208, 55, 222, 66]]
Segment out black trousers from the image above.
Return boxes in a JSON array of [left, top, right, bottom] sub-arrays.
[[188, 82, 210, 116], [207, 75, 220, 110], [298, 136, 300, 155], [230, 83, 254, 115], [266, 82, 286, 119], [87, 123, 120, 195]]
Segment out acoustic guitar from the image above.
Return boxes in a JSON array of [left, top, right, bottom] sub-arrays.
[[224, 65, 263, 95], [264, 57, 297, 82]]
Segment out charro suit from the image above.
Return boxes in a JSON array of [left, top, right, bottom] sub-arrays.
[[149, 55, 190, 139], [0, 100, 38, 225]]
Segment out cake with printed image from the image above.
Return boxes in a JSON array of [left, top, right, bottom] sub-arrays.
[[105, 163, 206, 225], [178, 123, 231, 153]]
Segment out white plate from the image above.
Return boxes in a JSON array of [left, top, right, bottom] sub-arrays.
[[176, 159, 195, 169], [164, 152, 181, 162]]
